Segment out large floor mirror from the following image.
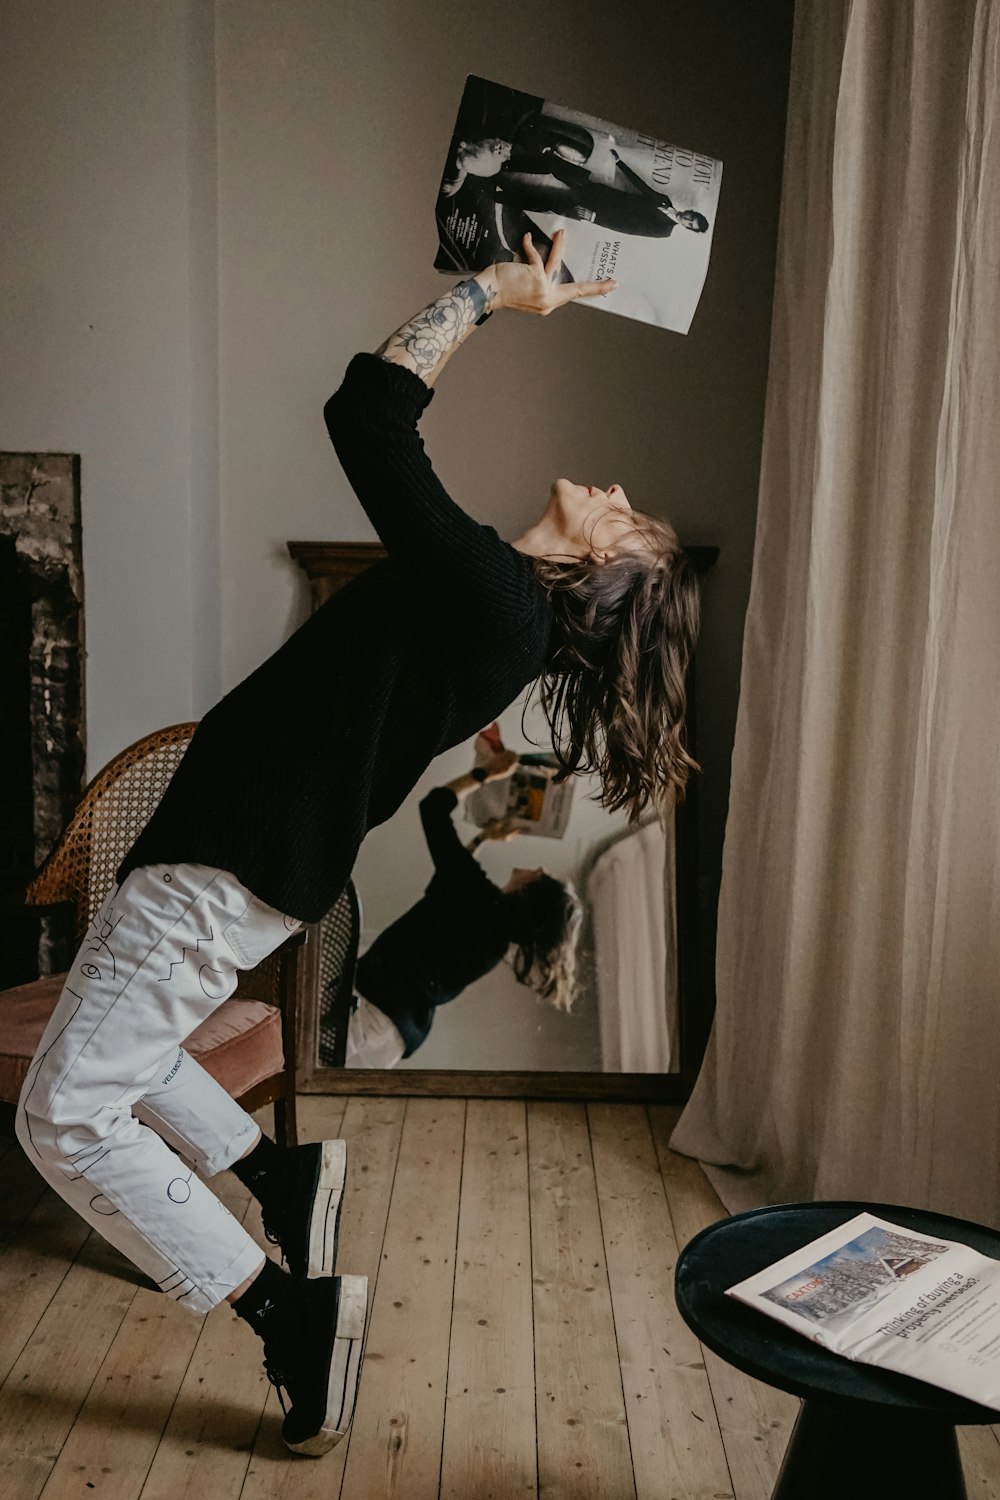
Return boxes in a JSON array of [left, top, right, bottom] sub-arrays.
[[289, 540, 717, 1101]]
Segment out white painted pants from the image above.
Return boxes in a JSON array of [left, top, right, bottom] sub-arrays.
[[15, 863, 302, 1315], [345, 995, 407, 1069]]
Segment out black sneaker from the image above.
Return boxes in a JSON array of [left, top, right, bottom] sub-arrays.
[[263, 1273, 368, 1456], [263, 1139, 347, 1279]]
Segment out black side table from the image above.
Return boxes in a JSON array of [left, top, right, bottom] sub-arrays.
[[675, 1201, 1000, 1500]]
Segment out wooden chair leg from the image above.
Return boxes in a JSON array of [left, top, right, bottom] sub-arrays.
[[273, 1090, 298, 1149]]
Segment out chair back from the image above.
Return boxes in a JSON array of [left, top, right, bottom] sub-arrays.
[[317, 882, 361, 1068], [20, 720, 301, 1145], [26, 723, 197, 943]]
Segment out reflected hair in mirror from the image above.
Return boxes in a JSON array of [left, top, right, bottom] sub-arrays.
[[505, 874, 583, 1013], [532, 516, 701, 819]]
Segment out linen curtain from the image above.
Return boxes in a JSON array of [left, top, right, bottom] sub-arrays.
[[672, 0, 1000, 1224], [587, 819, 673, 1072]]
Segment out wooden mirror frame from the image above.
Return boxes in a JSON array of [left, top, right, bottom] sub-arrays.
[[288, 539, 718, 1102]]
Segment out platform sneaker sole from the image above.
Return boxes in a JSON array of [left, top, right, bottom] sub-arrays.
[[283, 1274, 368, 1456], [305, 1138, 347, 1279]]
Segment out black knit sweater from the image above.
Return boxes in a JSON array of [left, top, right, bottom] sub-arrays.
[[355, 787, 512, 1057], [118, 354, 555, 922]]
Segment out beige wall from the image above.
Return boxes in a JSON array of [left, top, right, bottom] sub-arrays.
[[2, 1, 791, 958], [0, 0, 220, 772]]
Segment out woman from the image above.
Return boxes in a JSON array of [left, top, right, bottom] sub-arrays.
[[15, 230, 701, 1458], [346, 754, 583, 1069]]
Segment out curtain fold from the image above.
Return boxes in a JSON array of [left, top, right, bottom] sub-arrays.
[[588, 820, 673, 1073], [673, 0, 1000, 1224]]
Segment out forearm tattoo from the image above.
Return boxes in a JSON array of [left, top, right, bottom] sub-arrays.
[[376, 278, 496, 375]]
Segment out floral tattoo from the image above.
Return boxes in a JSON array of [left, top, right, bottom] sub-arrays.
[[376, 278, 496, 374]]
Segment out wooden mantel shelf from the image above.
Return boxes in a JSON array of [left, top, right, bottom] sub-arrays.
[[287, 540, 387, 609], [289, 538, 719, 611]]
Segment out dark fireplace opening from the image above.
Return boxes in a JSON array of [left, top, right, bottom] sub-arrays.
[[0, 453, 85, 987], [0, 536, 39, 986]]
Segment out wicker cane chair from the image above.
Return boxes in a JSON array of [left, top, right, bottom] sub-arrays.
[[317, 882, 362, 1068], [0, 723, 308, 1146]]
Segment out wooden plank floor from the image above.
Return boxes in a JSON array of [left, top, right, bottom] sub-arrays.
[[0, 1097, 998, 1499]]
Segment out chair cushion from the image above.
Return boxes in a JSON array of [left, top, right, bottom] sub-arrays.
[[0, 972, 284, 1105], [0, 974, 66, 1105], [185, 999, 284, 1097]]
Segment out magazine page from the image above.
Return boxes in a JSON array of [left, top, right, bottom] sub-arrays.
[[435, 75, 723, 334], [727, 1212, 1000, 1410], [465, 724, 575, 838]]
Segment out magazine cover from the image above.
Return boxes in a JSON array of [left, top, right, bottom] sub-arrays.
[[758, 1223, 950, 1337], [434, 75, 723, 333]]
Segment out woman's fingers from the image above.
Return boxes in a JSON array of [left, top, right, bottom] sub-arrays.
[[544, 227, 566, 281], [565, 278, 618, 302], [522, 231, 544, 267], [488, 750, 519, 779], [523, 228, 566, 281], [516, 231, 617, 312]]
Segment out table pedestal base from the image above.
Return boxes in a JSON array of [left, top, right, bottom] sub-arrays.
[[772, 1400, 967, 1500]]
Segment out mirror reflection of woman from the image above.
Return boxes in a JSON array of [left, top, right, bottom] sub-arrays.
[[347, 753, 583, 1070], [16, 229, 701, 1459]]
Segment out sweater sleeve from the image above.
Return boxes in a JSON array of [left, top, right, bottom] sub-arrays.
[[324, 353, 543, 634], [419, 787, 484, 881]]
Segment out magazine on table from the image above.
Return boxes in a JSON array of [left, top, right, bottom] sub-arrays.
[[434, 74, 723, 333], [727, 1212, 1000, 1411], [464, 726, 574, 839]]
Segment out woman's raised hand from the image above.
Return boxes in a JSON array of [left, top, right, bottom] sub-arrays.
[[483, 749, 519, 782], [491, 229, 616, 315], [480, 817, 523, 843]]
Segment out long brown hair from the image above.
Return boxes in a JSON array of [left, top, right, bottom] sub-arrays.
[[532, 515, 701, 819]]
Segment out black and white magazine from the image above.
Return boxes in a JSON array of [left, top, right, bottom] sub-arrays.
[[435, 75, 723, 334]]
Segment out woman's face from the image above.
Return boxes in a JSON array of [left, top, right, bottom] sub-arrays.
[[546, 478, 643, 561]]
